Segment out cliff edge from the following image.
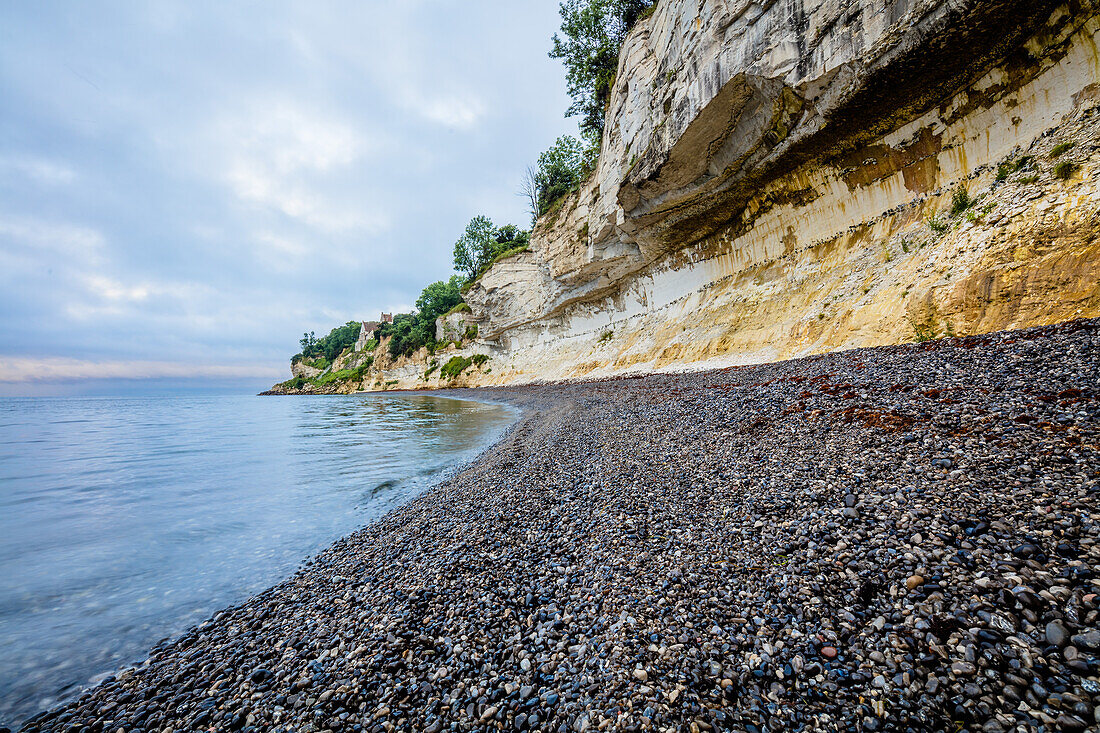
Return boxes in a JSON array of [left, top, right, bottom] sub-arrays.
[[454, 0, 1100, 386]]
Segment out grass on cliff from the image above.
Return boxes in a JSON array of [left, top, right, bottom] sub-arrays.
[[292, 356, 330, 371], [279, 376, 307, 391], [282, 359, 373, 391], [1049, 142, 1074, 158], [315, 369, 358, 386], [1053, 161, 1079, 180], [996, 155, 1035, 182], [949, 186, 972, 218], [440, 356, 472, 379], [926, 214, 949, 235]]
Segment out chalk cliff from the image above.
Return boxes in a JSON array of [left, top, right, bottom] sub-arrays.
[[455, 0, 1100, 386], [269, 0, 1100, 394]]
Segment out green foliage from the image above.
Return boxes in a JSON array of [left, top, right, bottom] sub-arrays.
[[280, 376, 306, 391], [380, 276, 470, 359], [471, 354, 489, 367], [386, 314, 422, 359], [361, 338, 378, 352], [299, 331, 318, 355], [440, 356, 472, 379], [416, 276, 464, 321], [493, 228, 530, 261], [465, 323, 479, 340], [292, 356, 329, 371], [949, 186, 972, 218], [453, 216, 496, 281], [1019, 174, 1039, 185], [532, 135, 587, 217], [927, 214, 949, 234], [299, 322, 361, 362], [998, 155, 1035, 182], [913, 323, 936, 343], [445, 302, 472, 316], [425, 363, 439, 379], [598, 330, 613, 343], [549, 0, 657, 147], [1053, 161, 1078, 180], [453, 216, 530, 281], [489, 244, 529, 268], [316, 368, 362, 386], [1050, 142, 1074, 158]]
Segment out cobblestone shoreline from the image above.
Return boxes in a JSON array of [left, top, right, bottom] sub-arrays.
[[18, 320, 1100, 733]]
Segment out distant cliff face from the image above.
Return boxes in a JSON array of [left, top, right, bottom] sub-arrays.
[[459, 0, 1100, 385]]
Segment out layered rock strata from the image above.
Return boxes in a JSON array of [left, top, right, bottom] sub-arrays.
[[458, 0, 1100, 386]]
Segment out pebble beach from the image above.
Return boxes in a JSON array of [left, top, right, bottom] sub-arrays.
[[16, 319, 1100, 733]]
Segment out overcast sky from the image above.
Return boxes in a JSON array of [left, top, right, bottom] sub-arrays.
[[0, 1, 576, 395]]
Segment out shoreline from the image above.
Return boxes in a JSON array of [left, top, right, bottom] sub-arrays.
[[17, 319, 1100, 732]]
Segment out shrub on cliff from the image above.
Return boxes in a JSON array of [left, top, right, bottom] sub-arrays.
[[281, 376, 306, 391], [453, 216, 529, 281], [417, 276, 464, 321], [440, 356, 472, 379], [550, 0, 656, 148], [299, 321, 361, 362], [381, 276, 471, 359], [386, 314, 430, 359], [524, 135, 587, 219], [1053, 160, 1078, 179]]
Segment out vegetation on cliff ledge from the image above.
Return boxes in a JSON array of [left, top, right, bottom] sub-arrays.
[[278, 0, 656, 390], [550, 0, 657, 149], [452, 218, 530, 282], [518, 0, 657, 221], [294, 322, 361, 365]]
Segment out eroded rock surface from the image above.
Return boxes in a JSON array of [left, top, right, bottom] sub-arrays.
[[461, 0, 1100, 387]]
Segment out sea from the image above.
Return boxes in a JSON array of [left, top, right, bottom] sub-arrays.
[[0, 393, 516, 726]]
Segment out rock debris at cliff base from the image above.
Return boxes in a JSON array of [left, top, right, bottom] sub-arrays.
[[20, 320, 1100, 733]]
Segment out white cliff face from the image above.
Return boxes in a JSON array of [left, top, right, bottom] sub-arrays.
[[435, 311, 477, 343], [460, 0, 1100, 385]]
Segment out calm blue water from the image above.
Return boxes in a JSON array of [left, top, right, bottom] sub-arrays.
[[0, 394, 515, 726]]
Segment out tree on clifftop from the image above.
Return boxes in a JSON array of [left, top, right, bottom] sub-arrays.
[[549, 0, 656, 148], [453, 216, 529, 282], [453, 216, 498, 281], [531, 135, 585, 217], [416, 276, 464, 322]]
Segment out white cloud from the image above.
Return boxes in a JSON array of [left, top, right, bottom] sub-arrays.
[[0, 357, 284, 382], [411, 92, 486, 129], [0, 155, 76, 185], [255, 231, 310, 259], [83, 274, 150, 302], [0, 214, 103, 263], [63, 277, 216, 321], [207, 100, 388, 233]]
